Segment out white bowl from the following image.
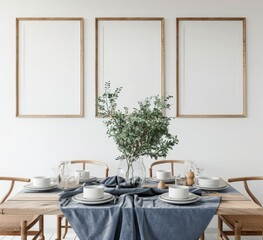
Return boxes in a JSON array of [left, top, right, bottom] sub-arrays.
[[32, 176, 51, 188], [169, 185, 189, 199], [83, 185, 104, 199], [156, 170, 171, 180], [75, 170, 90, 180], [198, 177, 220, 188]]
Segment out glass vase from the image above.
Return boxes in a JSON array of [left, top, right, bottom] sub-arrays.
[[117, 158, 146, 188]]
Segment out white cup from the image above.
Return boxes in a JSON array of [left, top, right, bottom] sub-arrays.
[[169, 185, 189, 199], [198, 177, 220, 188], [75, 170, 90, 181], [32, 176, 51, 188], [156, 170, 171, 180], [83, 185, 104, 199]]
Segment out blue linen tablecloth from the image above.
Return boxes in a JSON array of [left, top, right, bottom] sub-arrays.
[[60, 186, 220, 240]]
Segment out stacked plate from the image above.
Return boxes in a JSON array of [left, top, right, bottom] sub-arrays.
[[194, 177, 228, 191], [159, 192, 200, 205], [194, 183, 228, 191], [24, 183, 58, 192], [72, 192, 115, 205]]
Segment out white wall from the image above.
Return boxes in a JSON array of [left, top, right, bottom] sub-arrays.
[[1, 0, 263, 231]]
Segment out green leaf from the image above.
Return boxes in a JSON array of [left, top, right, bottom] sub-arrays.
[[97, 81, 179, 161]]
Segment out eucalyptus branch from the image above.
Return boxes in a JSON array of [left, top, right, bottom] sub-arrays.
[[97, 83, 179, 162]]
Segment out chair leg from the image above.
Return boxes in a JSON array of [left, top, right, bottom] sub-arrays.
[[56, 215, 63, 240], [199, 232, 205, 240], [39, 215, 45, 240], [62, 219, 69, 239], [21, 220, 27, 240], [218, 216, 223, 239], [234, 221, 241, 240]]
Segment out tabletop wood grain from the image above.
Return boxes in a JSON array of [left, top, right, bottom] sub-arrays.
[[0, 186, 262, 216]]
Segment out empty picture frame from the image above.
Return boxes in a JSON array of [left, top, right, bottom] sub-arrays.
[[16, 18, 84, 118], [176, 18, 246, 117], [95, 18, 164, 116]]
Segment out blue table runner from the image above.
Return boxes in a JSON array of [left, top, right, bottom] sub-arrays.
[[60, 187, 220, 240]]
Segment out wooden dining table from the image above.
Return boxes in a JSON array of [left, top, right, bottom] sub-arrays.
[[1, 190, 262, 216], [0, 181, 263, 239]]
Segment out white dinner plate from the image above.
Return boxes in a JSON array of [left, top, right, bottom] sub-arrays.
[[72, 195, 115, 205], [193, 183, 228, 191], [75, 192, 112, 202], [79, 176, 97, 183], [24, 183, 58, 191], [159, 195, 200, 205], [160, 192, 198, 202], [149, 176, 176, 183]]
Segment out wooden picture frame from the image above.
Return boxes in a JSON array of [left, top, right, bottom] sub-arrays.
[[16, 17, 84, 118], [176, 17, 246, 118], [95, 17, 164, 116]]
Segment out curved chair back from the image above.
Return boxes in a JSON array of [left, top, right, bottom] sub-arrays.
[[70, 160, 109, 177], [0, 177, 30, 204], [149, 160, 185, 177], [228, 176, 263, 207]]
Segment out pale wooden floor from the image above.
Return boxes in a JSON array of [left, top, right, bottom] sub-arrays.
[[0, 228, 262, 240], [0, 232, 79, 240], [0, 231, 261, 239]]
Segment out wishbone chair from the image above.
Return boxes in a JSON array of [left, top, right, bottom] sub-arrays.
[[0, 176, 45, 240], [149, 159, 185, 177], [218, 176, 263, 240], [56, 160, 109, 240]]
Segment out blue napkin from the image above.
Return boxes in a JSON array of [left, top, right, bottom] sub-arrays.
[[100, 176, 125, 187], [101, 176, 142, 188]]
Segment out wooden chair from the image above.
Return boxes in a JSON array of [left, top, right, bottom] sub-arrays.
[[218, 176, 263, 240], [0, 177, 44, 240], [57, 160, 109, 240], [149, 159, 185, 177]]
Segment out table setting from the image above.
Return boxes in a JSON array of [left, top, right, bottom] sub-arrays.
[[23, 176, 58, 192], [22, 161, 101, 193], [50, 84, 221, 239], [1, 161, 255, 240], [17, 88, 238, 239], [56, 173, 224, 240]]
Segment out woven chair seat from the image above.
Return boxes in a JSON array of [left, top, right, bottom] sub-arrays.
[[221, 215, 263, 232], [0, 214, 39, 231]]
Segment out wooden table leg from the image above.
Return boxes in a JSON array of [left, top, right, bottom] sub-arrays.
[[234, 221, 241, 240], [199, 232, 205, 240], [21, 221, 27, 240], [56, 215, 62, 240]]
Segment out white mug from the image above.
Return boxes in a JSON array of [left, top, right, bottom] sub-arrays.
[[169, 185, 189, 199], [32, 176, 51, 188], [75, 170, 90, 181], [156, 170, 171, 180], [83, 185, 104, 199], [198, 177, 220, 188]]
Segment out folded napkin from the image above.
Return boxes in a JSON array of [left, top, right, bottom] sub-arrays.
[[100, 176, 125, 187], [101, 176, 142, 188]]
